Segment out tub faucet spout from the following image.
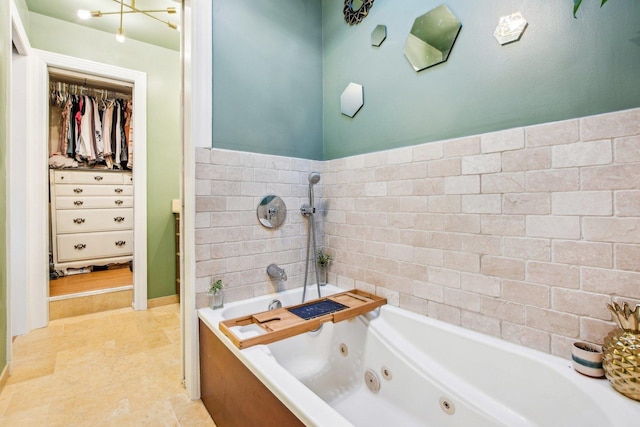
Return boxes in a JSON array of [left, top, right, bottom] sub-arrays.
[[267, 264, 287, 281]]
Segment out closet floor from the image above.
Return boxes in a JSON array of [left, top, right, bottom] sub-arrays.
[[50, 267, 133, 297], [0, 304, 216, 426]]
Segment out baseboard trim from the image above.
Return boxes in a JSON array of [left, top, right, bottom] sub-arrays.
[[148, 294, 179, 308], [0, 363, 9, 393]]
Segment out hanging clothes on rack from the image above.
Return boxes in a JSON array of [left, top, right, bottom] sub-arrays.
[[48, 81, 133, 170], [125, 99, 133, 169], [102, 99, 115, 169]]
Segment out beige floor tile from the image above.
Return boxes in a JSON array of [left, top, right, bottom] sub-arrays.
[[0, 402, 50, 426], [61, 316, 110, 334], [50, 364, 94, 395], [170, 393, 217, 427], [4, 376, 58, 415], [0, 385, 13, 416], [0, 303, 215, 426], [103, 400, 180, 427], [4, 366, 94, 415], [15, 322, 65, 342], [6, 353, 57, 385]]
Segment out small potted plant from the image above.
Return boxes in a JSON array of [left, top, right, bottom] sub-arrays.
[[209, 279, 224, 309], [316, 249, 332, 286]]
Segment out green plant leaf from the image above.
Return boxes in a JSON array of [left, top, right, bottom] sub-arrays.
[[575, 0, 610, 18], [573, 0, 583, 18], [209, 279, 223, 293]]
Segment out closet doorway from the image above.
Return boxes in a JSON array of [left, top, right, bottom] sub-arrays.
[[47, 69, 137, 319], [10, 0, 200, 397], [38, 50, 149, 322]]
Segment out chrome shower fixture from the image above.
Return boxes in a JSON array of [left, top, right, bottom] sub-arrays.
[[301, 171, 321, 216], [308, 171, 321, 186], [267, 264, 287, 281], [301, 172, 322, 303]]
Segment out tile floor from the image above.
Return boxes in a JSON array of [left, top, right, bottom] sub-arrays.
[[0, 304, 216, 426]]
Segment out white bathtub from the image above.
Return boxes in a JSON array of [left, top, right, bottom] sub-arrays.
[[198, 285, 640, 426]]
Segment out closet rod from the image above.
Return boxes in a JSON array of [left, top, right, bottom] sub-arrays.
[[49, 82, 131, 101], [48, 66, 134, 91]]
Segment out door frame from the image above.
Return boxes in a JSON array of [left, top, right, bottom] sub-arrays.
[[182, 0, 212, 399], [31, 49, 149, 322], [10, 0, 203, 399]]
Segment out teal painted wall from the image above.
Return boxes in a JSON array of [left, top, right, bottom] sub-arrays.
[[212, 1, 640, 160], [27, 13, 181, 299], [212, 0, 323, 160], [323, 0, 640, 159], [1, 0, 10, 372]]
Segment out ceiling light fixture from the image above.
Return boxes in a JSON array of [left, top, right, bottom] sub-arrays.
[[77, 0, 179, 43], [116, 0, 125, 42]]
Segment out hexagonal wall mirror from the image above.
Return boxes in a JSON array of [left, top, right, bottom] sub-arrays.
[[403, 4, 462, 72], [494, 12, 528, 45], [340, 83, 364, 118], [371, 25, 387, 47]]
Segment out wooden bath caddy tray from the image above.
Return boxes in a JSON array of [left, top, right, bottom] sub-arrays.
[[219, 290, 386, 349]]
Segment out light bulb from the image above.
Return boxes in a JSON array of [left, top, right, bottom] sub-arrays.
[[77, 9, 91, 20], [116, 29, 126, 43]]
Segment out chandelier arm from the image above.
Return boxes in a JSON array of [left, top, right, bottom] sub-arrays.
[[89, 10, 135, 16], [84, 0, 178, 37], [119, 0, 124, 29], [110, 0, 174, 15], [92, 10, 172, 16]]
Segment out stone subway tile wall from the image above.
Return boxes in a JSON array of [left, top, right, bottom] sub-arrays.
[[324, 108, 640, 359], [195, 108, 640, 359], [194, 148, 323, 308]]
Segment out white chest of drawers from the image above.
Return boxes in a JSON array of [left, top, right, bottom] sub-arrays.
[[50, 169, 133, 273]]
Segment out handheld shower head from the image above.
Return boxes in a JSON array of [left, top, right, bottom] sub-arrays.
[[307, 172, 321, 209], [308, 172, 321, 186]]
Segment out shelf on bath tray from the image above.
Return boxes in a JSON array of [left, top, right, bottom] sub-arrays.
[[219, 290, 387, 349]]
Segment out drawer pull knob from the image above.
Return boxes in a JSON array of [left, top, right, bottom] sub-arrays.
[[114, 216, 125, 223], [115, 188, 124, 193], [73, 218, 86, 224], [73, 188, 83, 193], [115, 200, 124, 205], [74, 243, 86, 250], [115, 240, 126, 247], [94, 175, 104, 181], [74, 201, 83, 206]]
